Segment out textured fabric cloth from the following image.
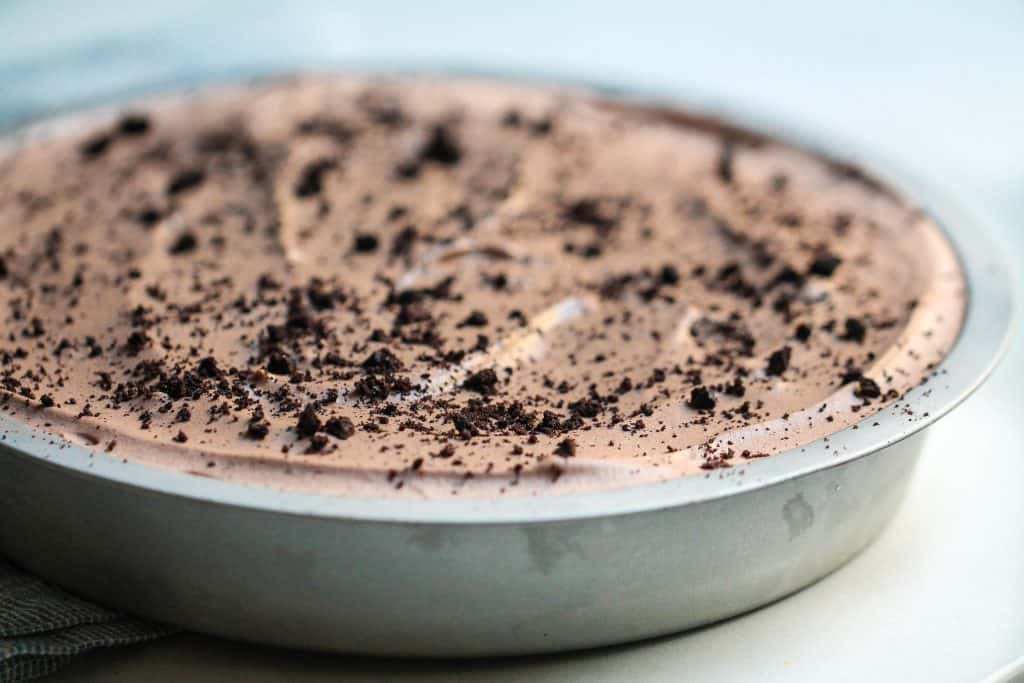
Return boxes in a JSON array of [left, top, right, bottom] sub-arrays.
[[0, 558, 175, 682]]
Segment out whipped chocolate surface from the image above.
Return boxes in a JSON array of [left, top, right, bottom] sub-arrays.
[[0, 75, 965, 497]]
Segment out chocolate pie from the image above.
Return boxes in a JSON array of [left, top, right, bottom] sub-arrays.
[[0, 75, 965, 497]]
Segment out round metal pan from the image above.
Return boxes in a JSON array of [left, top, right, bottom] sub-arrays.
[[0, 72, 1015, 657]]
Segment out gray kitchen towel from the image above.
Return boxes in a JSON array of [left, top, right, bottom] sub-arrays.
[[0, 558, 175, 682]]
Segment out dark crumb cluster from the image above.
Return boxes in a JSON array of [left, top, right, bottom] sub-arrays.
[[0, 77, 958, 493]]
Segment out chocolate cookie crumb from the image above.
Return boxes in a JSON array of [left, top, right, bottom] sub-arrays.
[[353, 233, 379, 253], [688, 386, 717, 411], [362, 348, 404, 374], [266, 351, 295, 376], [197, 356, 221, 378], [659, 264, 680, 286], [501, 110, 522, 128], [716, 141, 735, 184], [434, 443, 456, 459], [294, 159, 335, 198], [306, 434, 329, 453], [118, 113, 151, 136], [166, 169, 205, 195], [457, 310, 488, 328], [245, 420, 270, 440], [463, 369, 500, 395], [124, 331, 150, 355], [854, 377, 882, 399], [296, 403, 322, 438], [839, 317, 867, 343], [555, 438, 577, 457], [168, 232, 198, 255], [420, 125, 462, 166], [325, 416, 355, 440], [765, 347, 792, 376], [808, 251, 842, 277], [390, 225, 418, 260], [80, 135, 112, 159]]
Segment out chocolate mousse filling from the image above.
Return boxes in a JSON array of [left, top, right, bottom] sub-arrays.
[[0, 75, 966, 497]]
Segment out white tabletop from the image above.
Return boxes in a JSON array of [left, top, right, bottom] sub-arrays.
[[3, 2, 1021, 680]]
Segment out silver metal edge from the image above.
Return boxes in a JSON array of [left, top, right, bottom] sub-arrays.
[[0, 67, 1016, 525], [983, 655, 1024, 683]]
